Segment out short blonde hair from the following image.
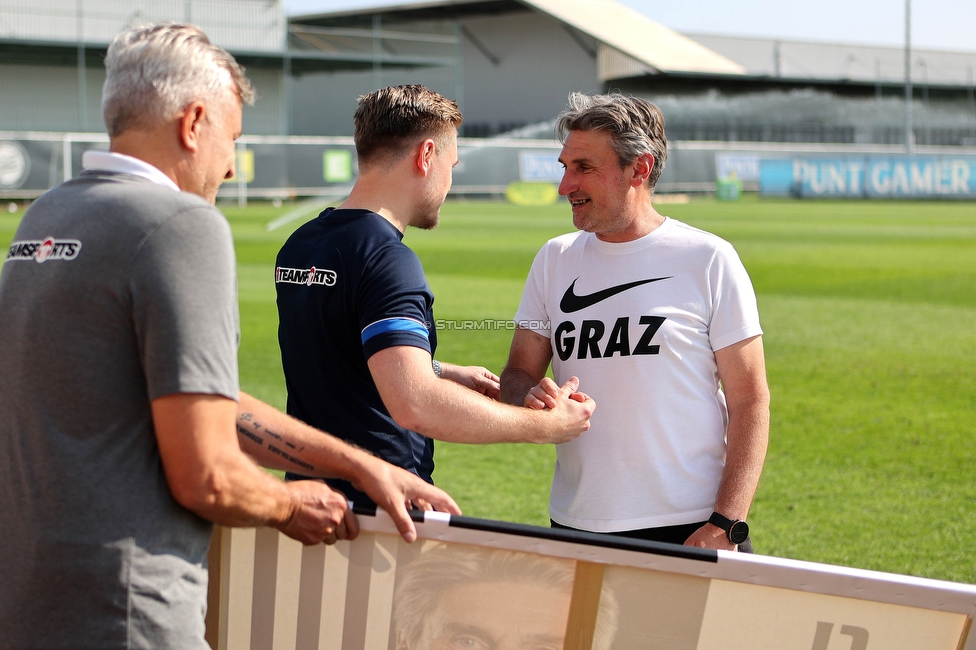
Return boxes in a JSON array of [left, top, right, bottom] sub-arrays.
[[354, 85, 462, 165]]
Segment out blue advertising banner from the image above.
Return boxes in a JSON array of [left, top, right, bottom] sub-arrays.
[[716, 153, 761, 182], [760, 156, 976, 199], [519, 151, 563, 182]]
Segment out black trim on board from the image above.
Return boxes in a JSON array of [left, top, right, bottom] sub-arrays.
[[352, 502, 379, 517], [350, 503, 717, 563]]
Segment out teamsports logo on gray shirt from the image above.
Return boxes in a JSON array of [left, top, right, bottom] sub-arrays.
[[275, 266, 337, 287], [6, 238, 82, 263]]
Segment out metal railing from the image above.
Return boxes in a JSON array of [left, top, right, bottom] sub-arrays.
[[3, 131, 975, 201]]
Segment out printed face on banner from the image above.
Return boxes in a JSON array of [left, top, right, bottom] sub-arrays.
[[408, 582, 568, 650], [209, 526, 975, 650], [392, 543, 616, 650]]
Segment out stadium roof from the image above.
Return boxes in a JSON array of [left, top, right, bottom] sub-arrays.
[[291, 0, 747, 77], [686, 33, 976, 89], [519, 0, 745, 76], [289, 0, 976, 89]]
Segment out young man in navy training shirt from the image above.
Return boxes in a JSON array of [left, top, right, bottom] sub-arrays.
[[276, 85, 595, 504]]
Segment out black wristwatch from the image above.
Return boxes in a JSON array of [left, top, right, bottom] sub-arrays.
[[708, 511, 749, 545]]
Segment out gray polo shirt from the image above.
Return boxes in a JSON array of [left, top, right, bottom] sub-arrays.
[[0, 154, 239, 648]]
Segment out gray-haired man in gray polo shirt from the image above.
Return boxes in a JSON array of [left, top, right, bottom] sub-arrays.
[[0, 23, 458, 649]]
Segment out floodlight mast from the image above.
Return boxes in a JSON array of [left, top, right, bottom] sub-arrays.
[[904, 0, 914, 154]]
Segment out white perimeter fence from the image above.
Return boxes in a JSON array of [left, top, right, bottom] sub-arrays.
[[3, 131, 976, 202]]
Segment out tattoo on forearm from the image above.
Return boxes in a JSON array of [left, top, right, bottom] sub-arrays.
[[268, 444, 315, 472], [237, 413, 317, 473], [264, 427, 299, 450], [237, 424, 263, 445]]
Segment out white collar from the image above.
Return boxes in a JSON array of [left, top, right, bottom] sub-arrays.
[[81, 150, 181, 193]]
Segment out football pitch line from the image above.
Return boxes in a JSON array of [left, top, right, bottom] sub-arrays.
[[264, 195, 344, 232]]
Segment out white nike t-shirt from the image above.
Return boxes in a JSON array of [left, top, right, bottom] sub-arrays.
[[514, 218, 762, 532]]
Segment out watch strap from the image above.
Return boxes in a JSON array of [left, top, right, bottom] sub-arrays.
[[708, 511, 748, 544], [708, 511, 735, 532]]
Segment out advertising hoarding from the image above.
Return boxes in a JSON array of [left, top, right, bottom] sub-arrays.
[[205, 509, 976, 650], [761, 156, 976, 199]]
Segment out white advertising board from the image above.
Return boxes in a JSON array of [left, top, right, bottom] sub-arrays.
[[206, 509, 976, 650]]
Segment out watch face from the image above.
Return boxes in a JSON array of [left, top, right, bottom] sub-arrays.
[[729, 521, 749, 545]]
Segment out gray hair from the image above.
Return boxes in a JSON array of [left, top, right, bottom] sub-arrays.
[[393, 545, 618, 650], [556, 92, 668, 190], [101, 23, 256, 136]]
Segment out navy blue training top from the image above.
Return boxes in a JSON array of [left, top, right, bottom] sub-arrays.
[[275, 208, 436, 505]]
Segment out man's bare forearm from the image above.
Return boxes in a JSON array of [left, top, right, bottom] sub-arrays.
[[499, 367, 541, 406], [499, 327, 553, 406], [153, 393, 303, 531], [711, 336, 770, 521], [235, 391, 371, 481], [234, 392, 462, 540], [712, 399, 769, 521]]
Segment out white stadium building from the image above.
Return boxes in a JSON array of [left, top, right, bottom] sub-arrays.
[[2, 0, 975, 198]]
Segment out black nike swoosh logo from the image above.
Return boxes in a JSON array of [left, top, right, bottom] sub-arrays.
[[559, 276, 672, 313]]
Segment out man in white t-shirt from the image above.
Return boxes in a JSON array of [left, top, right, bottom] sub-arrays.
[[500, 93, 769, 552]]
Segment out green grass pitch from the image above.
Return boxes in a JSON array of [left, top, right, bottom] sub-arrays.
[[2, 195, 974, 584]]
